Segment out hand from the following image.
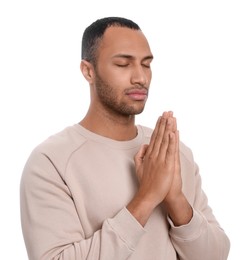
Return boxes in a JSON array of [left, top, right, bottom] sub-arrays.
[[127, 111, 192, 226], [161, 113, 193, 226], [134, 112, 177, 206], [163, 113, 183, 203], [127, 111, 177, 225]]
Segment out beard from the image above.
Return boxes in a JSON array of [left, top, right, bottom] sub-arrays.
[[94, 71, 147, 116]]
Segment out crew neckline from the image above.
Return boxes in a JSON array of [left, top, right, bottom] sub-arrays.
[[73, 124, 144, 149]]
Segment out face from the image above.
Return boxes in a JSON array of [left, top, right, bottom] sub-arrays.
[[92, 26, 153, 116]]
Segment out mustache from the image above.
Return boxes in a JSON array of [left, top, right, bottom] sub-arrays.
[[124, 86, 149, 94]]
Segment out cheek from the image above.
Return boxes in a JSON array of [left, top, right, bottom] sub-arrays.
[[100, 66, 129, 87], [113, 74, 129, 87]]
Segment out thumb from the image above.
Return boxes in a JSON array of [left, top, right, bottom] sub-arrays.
[[134, 144, 148, 170]]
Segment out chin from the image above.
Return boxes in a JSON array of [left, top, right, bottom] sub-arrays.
[[134, 109, 144, 115], [127, 106, 145, 116], [112, 102, 146, 116], [134, 104, 147, 114]]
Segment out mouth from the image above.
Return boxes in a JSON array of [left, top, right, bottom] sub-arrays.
[[125, 88, 148, 101]]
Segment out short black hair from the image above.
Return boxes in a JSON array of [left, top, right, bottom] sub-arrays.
[[81, 17, 141, 64]]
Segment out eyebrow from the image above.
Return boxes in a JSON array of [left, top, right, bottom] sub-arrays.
[[112, 54, 154, 61]]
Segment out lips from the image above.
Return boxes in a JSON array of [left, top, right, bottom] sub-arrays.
[[126, 88, 148, 101]]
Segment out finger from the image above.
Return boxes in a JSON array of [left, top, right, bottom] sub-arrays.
[[146, 116, 161, 155], [162, 111, 171, 119], [150, 116, 168, 157], [134, 144, 149, 179], [169, 111, 173, 117], [157, 128, 171, 161], [173, 117, 177, 132], [175, 130, 180, 166], [158, 116, 176, 159], [134, 144, 148, 166], [165, 132, 176, 163], [147, 116, 166, 156], [165, 117, 174, 131], [165, 113, 177, 132]]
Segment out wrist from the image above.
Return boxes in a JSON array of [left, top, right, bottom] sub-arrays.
[[163, 193, 193, 226], [127, 192, 157, 227]]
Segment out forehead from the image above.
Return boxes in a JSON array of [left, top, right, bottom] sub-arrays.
[[98, 26, 152, 59]]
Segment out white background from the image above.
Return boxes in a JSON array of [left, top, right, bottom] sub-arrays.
[[1, 0, 249, 259]]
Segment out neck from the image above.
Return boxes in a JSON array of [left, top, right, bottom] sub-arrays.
[[79, 107, 138, 141]]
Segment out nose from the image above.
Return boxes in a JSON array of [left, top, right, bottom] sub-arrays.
[[131, 65, 149, 86]]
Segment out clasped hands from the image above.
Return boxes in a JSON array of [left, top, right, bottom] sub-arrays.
[[128, 111, 192, 226], [134, 111, 182, 208]]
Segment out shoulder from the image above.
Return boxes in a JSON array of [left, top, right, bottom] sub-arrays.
[[23, 125, 87, 177], [34, 125, 86, 155]]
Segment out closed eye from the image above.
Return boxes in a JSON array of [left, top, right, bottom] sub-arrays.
[[116, 64, 129, 67], [142, 63, 151, 68]]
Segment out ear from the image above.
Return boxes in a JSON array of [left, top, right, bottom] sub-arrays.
[[80, 60, 95, 84]]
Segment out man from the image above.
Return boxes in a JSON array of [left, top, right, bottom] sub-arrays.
[[20, 17, 230, 259]]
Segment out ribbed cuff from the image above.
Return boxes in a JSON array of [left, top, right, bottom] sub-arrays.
[[168, 209, 207, 241], [107, 207, 146, 251]]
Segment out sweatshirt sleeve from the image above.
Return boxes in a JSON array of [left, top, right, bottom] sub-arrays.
[[20, 149, 146, 260], [168, 162, 230, 260]]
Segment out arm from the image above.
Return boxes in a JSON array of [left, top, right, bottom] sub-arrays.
[[20, 150, 145, 260], [167, 162, 230, 260], [161, 114, 230, 260], [130, 112, 230, 260]]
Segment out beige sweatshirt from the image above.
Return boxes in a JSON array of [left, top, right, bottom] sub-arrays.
[[20, 124, 230, 260]]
